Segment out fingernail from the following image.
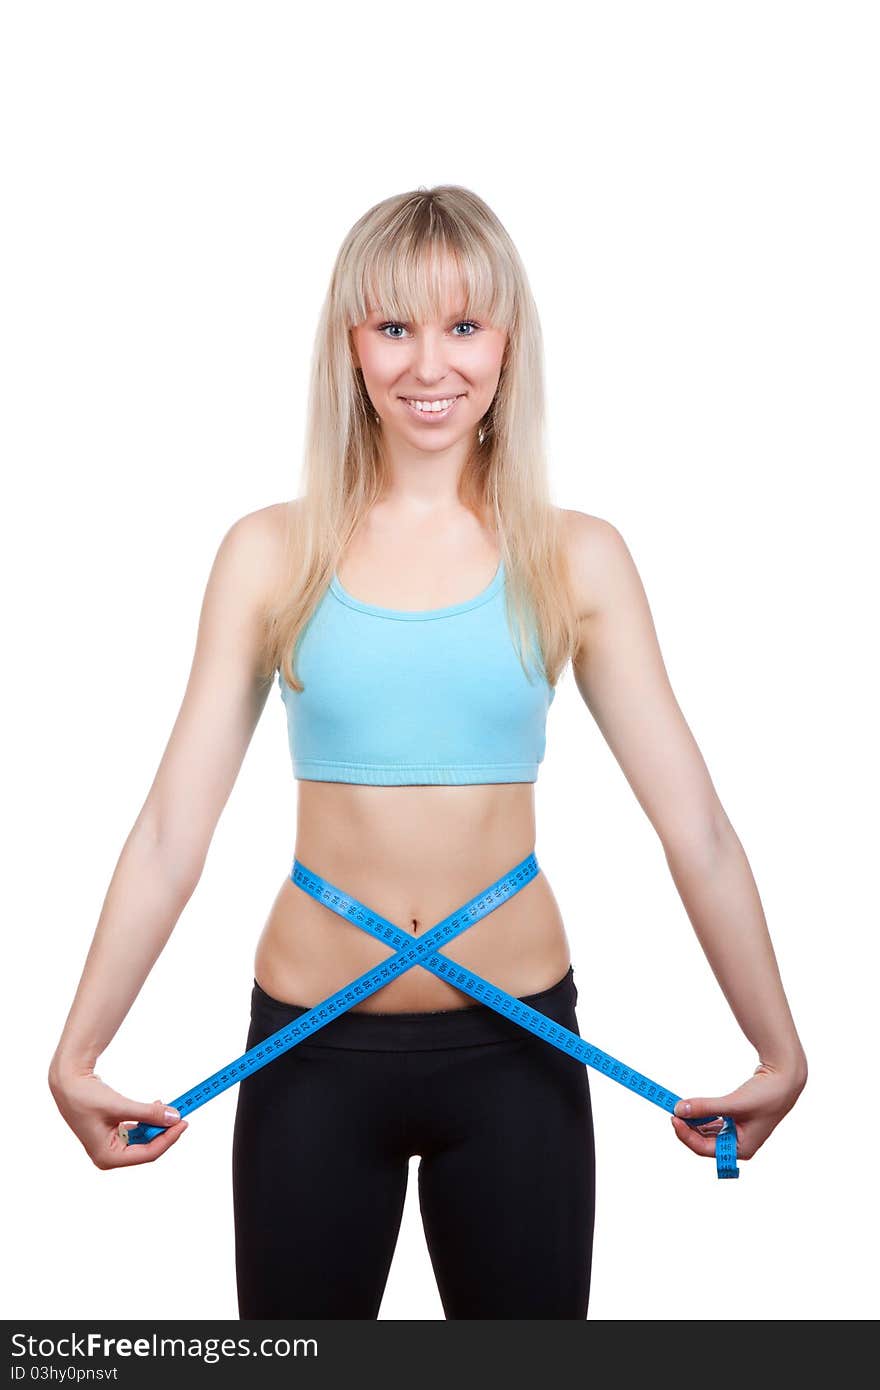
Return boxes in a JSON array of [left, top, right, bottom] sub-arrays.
[[165, 1107, 181, 1123], [675, 1102, 692, 1117]]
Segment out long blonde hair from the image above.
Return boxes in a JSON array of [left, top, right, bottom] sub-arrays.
[[262, 184, 582, 694]]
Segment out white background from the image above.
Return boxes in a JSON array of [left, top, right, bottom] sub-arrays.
[[3, 1, 877, 1321]]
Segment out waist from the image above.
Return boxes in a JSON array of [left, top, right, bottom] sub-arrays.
[[248, 965, 578, 1051], [257, 799, 570, 1013], [292, 779, 537, 893]]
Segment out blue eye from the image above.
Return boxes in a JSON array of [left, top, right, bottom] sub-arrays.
[[377, 320, 481, 339]]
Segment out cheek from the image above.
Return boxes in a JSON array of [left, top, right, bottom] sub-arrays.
[[358, 340, 397, 383], [352, 329, 384, 376], [470, 347, 504, 390], [469, 331, 506, 384]]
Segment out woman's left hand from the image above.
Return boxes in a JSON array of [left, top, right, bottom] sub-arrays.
[[670, 1059, 807, 1163]]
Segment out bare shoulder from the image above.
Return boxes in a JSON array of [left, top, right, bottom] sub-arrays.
[[226, 498, 297, 549], [217, 498, 299, 610], [557, 506, 633, 622]]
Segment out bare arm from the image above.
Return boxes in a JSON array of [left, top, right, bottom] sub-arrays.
[[564, 509, 807, 1161], [48, 502, 289, 1140]]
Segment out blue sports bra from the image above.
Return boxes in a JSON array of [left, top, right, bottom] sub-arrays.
[[277, 558, 556, 785]]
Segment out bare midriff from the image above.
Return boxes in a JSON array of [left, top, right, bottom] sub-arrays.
[[253, 779, 572, 1013]]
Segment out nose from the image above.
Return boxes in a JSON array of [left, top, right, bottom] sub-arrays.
[[410, 327, 453, 384]]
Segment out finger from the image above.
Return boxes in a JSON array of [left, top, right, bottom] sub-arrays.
[[114, 1118, 189, 1166], [670, 1114, 723, 1158], [103, 1098, 184, 1166], [110, 1096, 183, 1127], [671, 1113, 752, 1160], [673, 1098, 728, 1121]]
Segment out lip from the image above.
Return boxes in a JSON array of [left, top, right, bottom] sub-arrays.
[[400, 394, 465, 422]]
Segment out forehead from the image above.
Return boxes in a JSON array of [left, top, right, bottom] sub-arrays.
[[362, 253, 474, 322]]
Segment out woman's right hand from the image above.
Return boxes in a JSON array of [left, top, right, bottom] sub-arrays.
[[48, 1061, 189, 1169]]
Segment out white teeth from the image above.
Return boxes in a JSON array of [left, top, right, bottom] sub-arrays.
[[405, 397, 458, 412]]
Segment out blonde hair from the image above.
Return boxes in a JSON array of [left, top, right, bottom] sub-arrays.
[[263, 184, 581, 694]]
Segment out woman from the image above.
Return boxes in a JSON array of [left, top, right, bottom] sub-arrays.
[[48, 185, 808, 1320]]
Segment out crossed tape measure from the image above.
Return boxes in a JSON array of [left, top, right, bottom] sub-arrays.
[[126, 852, 739, 1178]]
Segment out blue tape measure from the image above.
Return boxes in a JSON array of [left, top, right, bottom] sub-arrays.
[[126, 853, 739, 1178]]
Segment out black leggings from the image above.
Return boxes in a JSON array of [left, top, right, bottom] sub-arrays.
[[232, 965, 596, 1319]]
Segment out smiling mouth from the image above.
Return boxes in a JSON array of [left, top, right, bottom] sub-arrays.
[[399, 395, 465, 421]]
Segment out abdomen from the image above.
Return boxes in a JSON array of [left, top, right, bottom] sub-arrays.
[[253, 782, 572, 1012]]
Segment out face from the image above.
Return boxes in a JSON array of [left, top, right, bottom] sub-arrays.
[[349, 281, 507, 449]]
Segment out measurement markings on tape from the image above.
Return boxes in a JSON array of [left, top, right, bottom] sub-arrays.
[[126, 853, 739, 1178]]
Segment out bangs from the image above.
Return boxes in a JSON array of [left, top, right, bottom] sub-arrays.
[[344, 223, 516, 332]]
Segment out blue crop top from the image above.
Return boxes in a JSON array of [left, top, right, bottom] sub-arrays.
[[277, 558, 556, 786]]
